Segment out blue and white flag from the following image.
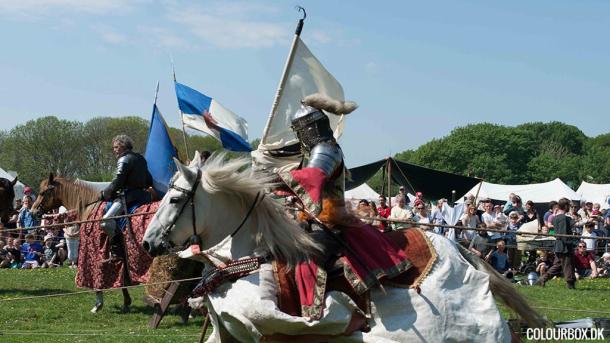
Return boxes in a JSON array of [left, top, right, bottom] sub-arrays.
[[175, 82, 251, 152], [144, 104, 179, 196]]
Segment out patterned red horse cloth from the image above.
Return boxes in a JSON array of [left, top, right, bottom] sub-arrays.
[[274, 227, 437, 320], [76, 201, 159, 289]]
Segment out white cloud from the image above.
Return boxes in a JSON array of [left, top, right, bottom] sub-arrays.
[[93, 25, 128, 45], [0, 0, 141, 18], [137, 26, 188, 49], [365, 61, 378, 74], [166, 2, 290, 49]]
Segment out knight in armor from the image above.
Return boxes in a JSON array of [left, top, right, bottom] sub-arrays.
[[100, 135, 153, 259], [277, 94, 412, 319]]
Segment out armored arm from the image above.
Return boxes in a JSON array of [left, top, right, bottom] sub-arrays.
[[102, 156, 130, 200]]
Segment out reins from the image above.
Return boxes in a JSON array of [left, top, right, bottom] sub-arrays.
[[162, 169, 263, 251]]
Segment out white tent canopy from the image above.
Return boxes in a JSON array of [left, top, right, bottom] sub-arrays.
[[459, 178, 580, 204], [0, 166, 27, 204], [577, 182, 610, 210], [345, 183, 380, 202]]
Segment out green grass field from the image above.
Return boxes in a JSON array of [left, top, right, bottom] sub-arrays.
[[1, 267, 609, 342]]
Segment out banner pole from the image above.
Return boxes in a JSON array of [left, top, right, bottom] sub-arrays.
[[260, 6, 306, 145], [171, 61, 192, 161]]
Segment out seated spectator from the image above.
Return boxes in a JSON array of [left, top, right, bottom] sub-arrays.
[[591, 203, 602, 217], [470, 229, 490, 258], [535, 250, 552, 276], [390, 195, 412, 230], [3, 237, 21, 268], [567, 203, 585, 235], [574, 241, 598, 279], [20, 234, 43, 269], [485, 240, 512, 276], [0, 239, 8, 268], [581, 222, 597, 253], [41, 235, 59, 268], [376, 196, 392, 232], [413, 200, 431, 230], [543, 201, 558, 225], [598, 252, 610, 277]]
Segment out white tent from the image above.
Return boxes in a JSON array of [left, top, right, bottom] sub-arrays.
[[0, 166, 27, 204], [345, 183, 380, 202], [577, 181, 610, 210], [458, 178, 580, 204]]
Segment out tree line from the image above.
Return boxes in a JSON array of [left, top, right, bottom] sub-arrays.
[[1, 117, 607, 191], [383, 122, 608, 190], [0, 116, 231, 187]]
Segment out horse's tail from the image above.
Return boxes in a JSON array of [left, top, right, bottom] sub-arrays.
[[456, 244, 548, 328]]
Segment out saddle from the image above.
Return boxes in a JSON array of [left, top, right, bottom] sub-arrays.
[[272, 228, 437, 322]]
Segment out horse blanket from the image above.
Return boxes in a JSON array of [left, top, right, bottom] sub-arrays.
[[76, 201, 158, 289], [274, 227, 437, 319]]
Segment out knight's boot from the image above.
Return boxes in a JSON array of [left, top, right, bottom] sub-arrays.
[[100, 201, 123, 263]]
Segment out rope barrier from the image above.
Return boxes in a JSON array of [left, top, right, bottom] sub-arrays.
[[0, 275, 202, 303], [0, 210, 156, 233], [352, 213, 610, 242]]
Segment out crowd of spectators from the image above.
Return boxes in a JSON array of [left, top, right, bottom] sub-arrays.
[[1, 188, 79, 270], [350, 188, 610, 288]]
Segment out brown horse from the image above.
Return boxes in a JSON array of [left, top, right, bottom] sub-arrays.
[[32, 173, 157, 314], [0, 177, 17, 223]]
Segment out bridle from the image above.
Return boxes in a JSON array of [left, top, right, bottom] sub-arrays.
[[160, 168, 263, 251]]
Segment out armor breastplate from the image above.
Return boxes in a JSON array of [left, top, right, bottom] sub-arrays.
[[117, 152, 150, 190]]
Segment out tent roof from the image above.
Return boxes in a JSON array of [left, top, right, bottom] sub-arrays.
[[345, 183, 380, 201], [576, 181, 610, 209], [346, 158, 481, 201], [459, 178, 580, 204]]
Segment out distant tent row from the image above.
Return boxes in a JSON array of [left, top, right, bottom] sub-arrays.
[[346, 158, 610, 209], [346, 157, 481, 202], [458, 178, 581, 204]]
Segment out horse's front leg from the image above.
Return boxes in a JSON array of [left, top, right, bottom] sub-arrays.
[[91, 291, 104, 313], [121, 288, 132, 313]]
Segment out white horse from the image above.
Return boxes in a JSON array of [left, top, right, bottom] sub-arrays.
[[142, 152, 544, 342]]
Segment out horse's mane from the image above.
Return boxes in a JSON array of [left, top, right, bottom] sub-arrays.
[[200, 155, 322, 266], [53, 177, 100, 212]]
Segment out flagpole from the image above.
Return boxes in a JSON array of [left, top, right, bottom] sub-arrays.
[[172, 61, 192, 161], [260, 6, 306, 144], [153, 80, 160, 106]]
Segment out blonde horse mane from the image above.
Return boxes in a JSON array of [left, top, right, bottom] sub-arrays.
[[199, 154, 322, 266], [38, 177, 100, 218]]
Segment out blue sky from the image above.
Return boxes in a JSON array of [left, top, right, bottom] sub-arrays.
[[0, 0, 608, 166]]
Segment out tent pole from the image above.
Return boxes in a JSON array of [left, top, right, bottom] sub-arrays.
[[473, 181, 483, 207], [387, 158, 392, 207]]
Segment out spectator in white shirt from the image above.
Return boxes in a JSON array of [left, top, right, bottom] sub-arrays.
[[390, 195, 412, 230]]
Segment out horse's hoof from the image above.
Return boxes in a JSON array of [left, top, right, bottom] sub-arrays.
[[90, 303, 103, 314], [121, 305, 130, 314]]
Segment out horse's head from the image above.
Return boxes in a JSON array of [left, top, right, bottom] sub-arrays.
[[143, 151, 209, 256], [31, 173, 62, 219], [0, 177, 17, 222]]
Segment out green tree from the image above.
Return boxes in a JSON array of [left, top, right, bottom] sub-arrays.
[[0, 116, 86, 186]]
